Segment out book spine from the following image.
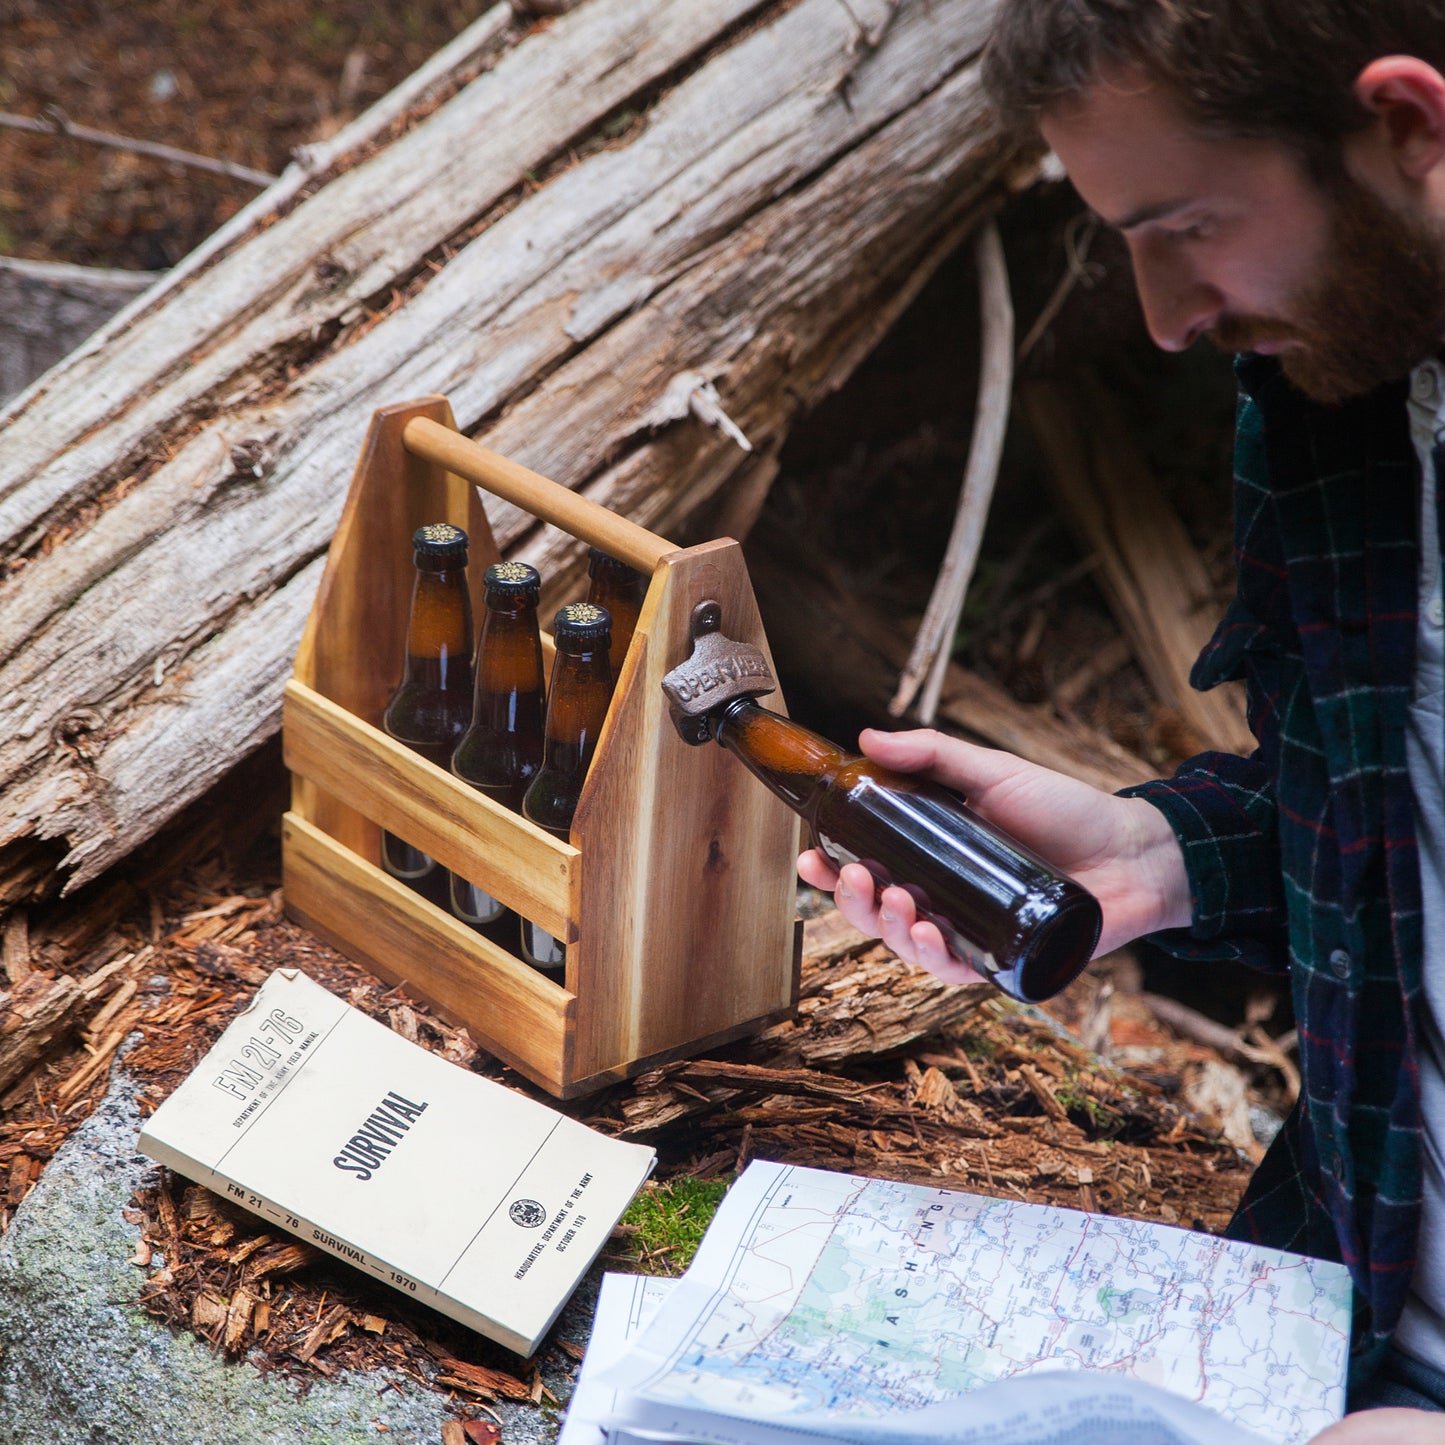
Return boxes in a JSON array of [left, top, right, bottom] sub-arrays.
[[136, 1133, 535, 1356]]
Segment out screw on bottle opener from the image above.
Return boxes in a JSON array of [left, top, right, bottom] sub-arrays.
[[661, 600, 777, 745]]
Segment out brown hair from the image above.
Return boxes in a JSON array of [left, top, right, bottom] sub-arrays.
[[982, 0, 1445, 174]]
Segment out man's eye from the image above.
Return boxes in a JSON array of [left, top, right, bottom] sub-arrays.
[[1177, 220, 1214, 240]]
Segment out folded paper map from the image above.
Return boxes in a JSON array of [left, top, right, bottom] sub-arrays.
[[587, 1161, 1351, 1445]]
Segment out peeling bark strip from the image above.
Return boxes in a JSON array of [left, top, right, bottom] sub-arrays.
[[0, 0, 1022, 898]]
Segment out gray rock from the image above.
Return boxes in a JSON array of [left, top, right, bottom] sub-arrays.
[[0, 257, 160, 409], [0, 1064, 588, 1444]]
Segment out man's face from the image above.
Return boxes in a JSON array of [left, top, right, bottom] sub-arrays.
[[1040, 66, 1445, 403]]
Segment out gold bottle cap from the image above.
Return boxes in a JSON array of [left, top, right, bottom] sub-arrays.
[[484, 561, 541, 594], [412, 522, 468, 561], [554, 601, 611, 640]]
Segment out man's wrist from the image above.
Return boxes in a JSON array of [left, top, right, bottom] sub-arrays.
[[1121, 796, 1193, 937]]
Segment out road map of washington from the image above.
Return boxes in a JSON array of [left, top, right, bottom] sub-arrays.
[[609, 1162, 1351, 1444]]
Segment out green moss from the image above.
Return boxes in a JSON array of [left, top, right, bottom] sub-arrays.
[[958, 1033, 998, 1063], [617, 1176, 731, 1277], [1055, 1076, 1124, 1134]]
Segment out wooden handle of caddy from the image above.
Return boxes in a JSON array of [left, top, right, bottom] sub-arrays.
[[402, 416, 676, 574]]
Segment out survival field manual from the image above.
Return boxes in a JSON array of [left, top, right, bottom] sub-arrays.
[[138, 968, 656, 1355]]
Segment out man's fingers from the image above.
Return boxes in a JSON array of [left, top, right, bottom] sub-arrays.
[[858, 727, 1026, 796], [797, 849, 839, 890], [910, 919, 987, 986], [797, 857, 989, 985], [828, 863, 881, 936], [876, 881, 920, 959]]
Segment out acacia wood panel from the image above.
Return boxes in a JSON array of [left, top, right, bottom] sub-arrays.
[[293, 397, 500, 857], [568, 537, 801, 1079], [285, 680, 576, 942], [282, 811, 572, 1093]]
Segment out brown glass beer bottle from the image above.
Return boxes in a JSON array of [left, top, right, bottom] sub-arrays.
[[707, 698, 1100, 1002], [585, 546, 645, 680], [381, 523, 474, 908], [519, 602, 614, 976], [449, 561, 546, 948]]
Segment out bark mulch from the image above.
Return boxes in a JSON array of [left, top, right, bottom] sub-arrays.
[[0, 787, 1268, 1411]]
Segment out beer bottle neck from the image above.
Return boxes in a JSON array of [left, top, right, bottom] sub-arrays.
[[403, 567, 472, 691], [475, 597, 544, 716], [587, 572, 643, 674], [711, 698, 847, 819], [589, 575, 645, 611], [541, 645, 612, 778]]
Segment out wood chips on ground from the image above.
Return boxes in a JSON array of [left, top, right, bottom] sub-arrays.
[[0, 815, 1264, 1411]]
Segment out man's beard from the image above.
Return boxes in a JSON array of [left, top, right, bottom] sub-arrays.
[[1211, 176, 1445, 405]]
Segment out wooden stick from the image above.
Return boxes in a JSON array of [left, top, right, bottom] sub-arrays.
[[3, 911, 30, 985], [402, 417, 677, 574], [0, 109, 277, 188], [1024, 379, 1253, 756], [1138, 990, 1294, 1093], [1015, 212, 1100, 366], [890, 220, 1015, 722], [55, 1021, 132, 1104]]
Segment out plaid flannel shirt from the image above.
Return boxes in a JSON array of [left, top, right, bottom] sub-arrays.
[[1122, 353, 1426, 1387]]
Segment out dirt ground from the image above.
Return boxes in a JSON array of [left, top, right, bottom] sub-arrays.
[[1, 0, 478, 269], [0, 744, 1267, 1408]]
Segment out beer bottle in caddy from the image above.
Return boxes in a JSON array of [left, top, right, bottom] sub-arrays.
[[449, 561, 547, 949], [662, 603, 1102, 1005], [519, 602, 614, 976], [585, 546, 646, 681], [381, 523, 474, 908]]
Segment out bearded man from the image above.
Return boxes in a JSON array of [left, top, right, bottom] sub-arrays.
[[798, 1, 1445, 1434]]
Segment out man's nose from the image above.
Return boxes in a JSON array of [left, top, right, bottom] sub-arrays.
[[1129, 244, 1222, 352]]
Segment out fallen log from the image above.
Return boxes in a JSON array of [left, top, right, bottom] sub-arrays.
[[1022, 378, 1254, 757], [0, 954, 131, 1094], [747, 538, 1157, 792], [0, 0, 1027, 901]]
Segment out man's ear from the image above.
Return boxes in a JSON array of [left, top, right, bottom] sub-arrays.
[[1352, 56, 1445, 183]]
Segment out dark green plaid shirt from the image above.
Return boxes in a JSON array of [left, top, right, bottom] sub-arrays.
[[1124, 354, 1426, 1388]]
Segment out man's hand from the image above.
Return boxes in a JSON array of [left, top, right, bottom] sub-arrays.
[[797, 728, 1192, 986], [1309, 1408, 1445, 1442]]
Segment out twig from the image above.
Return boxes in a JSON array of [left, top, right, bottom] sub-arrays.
[[889, 220, 1015, 722], [0, 108, 276, 187], [1015, 212, 1102, 366], [1053, 634, 1133, 710], [1139, 993, 1300, 1103]]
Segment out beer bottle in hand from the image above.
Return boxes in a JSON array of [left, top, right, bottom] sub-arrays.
[[661, 605, 1101, 1004], [585, 546, 646, 680], [449, 561, 546, 948], [519, 602, 614, 976], [381, 523, 474, 908], [709, 699, 1100, 1001]]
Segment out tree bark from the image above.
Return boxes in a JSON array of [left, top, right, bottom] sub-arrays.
[[1023, 378, 1253, 757], [0, 0, 1027, 898], [747, 538, 1158, 793]]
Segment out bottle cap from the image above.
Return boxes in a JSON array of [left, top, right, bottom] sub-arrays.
[[412, 523, 468, 563], [484, 561, 541, 595], [553, 601, 612, 641], [588, 546, 636, 579]]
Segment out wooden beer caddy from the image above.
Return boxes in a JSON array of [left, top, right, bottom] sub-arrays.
[[281, 396, 803, 1097]]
